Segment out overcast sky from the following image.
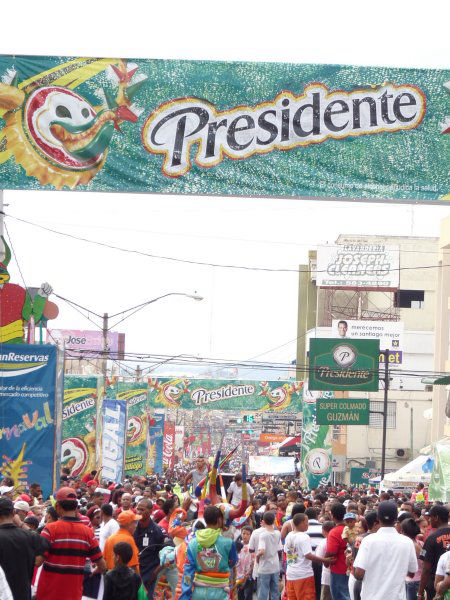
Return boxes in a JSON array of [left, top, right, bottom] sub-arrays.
[[0, 1, 448, 375]]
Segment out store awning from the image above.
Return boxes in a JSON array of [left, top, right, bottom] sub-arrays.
[[279, 435, 301, 448]]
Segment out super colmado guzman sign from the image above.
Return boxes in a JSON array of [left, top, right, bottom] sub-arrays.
[[143, 84, 425, 176]]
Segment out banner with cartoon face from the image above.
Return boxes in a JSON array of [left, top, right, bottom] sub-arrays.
[[120, 382, 150, 477], [148, 378, 303, 412], [61, 376, 100, 479], [0, 55, 448, 202], [0, 344, 57, 497], [301, 386, 333, 489]]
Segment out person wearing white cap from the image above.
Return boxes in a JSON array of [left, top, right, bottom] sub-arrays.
[[13, 500, 30, 522]]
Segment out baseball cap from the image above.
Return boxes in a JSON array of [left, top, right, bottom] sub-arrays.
[[87, 506, 101, 519], [344, 512, 357, 520], [377, 501, 398, 524], [14, 500, 30, 512], [55, 487, 78, 502], [19, 494, 32, 503], [86, 480, 97, 487], [118, 510, 141, 525]]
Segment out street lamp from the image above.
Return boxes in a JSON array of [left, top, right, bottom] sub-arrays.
[[101, 292, 204, 377]]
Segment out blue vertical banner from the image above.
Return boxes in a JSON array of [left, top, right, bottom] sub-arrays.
[[101, 397, 127, 483], [0, 344, 57, 497], [148, 413, 165, 475]]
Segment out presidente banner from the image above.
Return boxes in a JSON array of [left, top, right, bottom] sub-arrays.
[[0, 55, 448, 203], [118, 382, 148, 478], [148, 378, 303, 412], [309, 338, 380, 391], [101, 396, 127, 483], [0, 344, 58, 497], [301, 386, 333, 489], [62, 376, 100, 478]]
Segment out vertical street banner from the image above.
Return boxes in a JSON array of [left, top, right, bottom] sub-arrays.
[[119, 382, 148, 477], [175, 425, 184, 462], [301, 386, 333, 489], [148, 413, 165, 475], [101, 396, 127, 483], [62, 375, 99, 479], [163, 420, 175, 470], [0, 344, 57, 497]]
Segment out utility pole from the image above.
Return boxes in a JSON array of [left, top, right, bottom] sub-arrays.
[[102, 312, 108, 379], [380, 349, 390, 480]]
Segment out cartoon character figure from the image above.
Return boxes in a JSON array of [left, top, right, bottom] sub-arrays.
[[127, 415, 147, 446], [0, 60, 144, 189], [0, 236, 57, 343], [258, 381, 303, 411], [149, 378, 190, 408]]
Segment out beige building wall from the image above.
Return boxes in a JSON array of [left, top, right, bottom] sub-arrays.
[[431, 216, 450, 441]]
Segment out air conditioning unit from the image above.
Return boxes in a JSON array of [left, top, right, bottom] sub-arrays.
[[395, 448, 411, 460]]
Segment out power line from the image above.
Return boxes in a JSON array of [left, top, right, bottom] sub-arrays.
[[6, 213, 450, 275]]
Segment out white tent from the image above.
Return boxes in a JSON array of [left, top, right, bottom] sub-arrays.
[[380, 454, 434, 490]]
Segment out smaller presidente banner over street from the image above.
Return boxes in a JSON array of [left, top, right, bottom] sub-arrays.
[[309, 338, 380, 391]]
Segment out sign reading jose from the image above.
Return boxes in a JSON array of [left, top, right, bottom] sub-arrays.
[[0, 56, 447, 202], [309, 338, 380, 391], [317, 244, 400, 289], [48, 329, 125, 359]]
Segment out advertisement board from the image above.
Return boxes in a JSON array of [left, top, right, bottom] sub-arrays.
[[101, 397, 127, 483], [62, 375, 99, 479], [148, 378, 303, 412], [309, 338, 380, 391], [163, 420, 175, 469], [120, 382, 149, 477], [332, 319, 403, 362], [350, 466, 380, 485], [249, 455, 296, 476], [148, 413, 165, 475], [0, 344, 58, 497], [316, 398, 370, 425], [259, 433, 286, 443], [301, 386, 333, 489], [0, 55, 448, 203], [317, 245, 400, 289], [48, 329, 125, 359]]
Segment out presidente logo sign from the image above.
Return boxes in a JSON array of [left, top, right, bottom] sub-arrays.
[[143, 84, 426, 177], [0, 56, 430, 188], [309, 338, 380, 391], [0, 350, 50, 377]]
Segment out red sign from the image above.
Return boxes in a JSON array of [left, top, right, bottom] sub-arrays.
[[163, 421, 175, 469]]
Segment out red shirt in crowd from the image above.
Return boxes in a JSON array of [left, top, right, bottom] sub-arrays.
[[326, 524, 348, 575], [37, 516, 102, 600]]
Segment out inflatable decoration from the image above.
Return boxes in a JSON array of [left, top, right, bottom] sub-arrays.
[[0, 236, 57, 343]]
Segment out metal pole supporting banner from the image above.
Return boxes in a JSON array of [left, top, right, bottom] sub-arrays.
[[380, 350, 390, 480], [102, 312, 108, 379]]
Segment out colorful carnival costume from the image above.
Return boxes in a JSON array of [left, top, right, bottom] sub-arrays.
[[179, 527, 238, 600]]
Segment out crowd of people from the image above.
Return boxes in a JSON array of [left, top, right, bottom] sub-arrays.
[[0, 455, 449, 600]]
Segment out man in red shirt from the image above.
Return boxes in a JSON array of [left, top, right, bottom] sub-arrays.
[[36, 487, 106, 600], [326, 502, 350, 600]]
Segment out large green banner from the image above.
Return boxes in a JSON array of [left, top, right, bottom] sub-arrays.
[[61, 376, 100, 478], [118, 382, 150, 477], [0, 55, 448, 202], [148, 378, 303, 412], [301, 386, 333, 489]]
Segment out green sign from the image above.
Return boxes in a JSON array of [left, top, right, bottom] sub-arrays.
[[0, 55, 448, 203], [350, 467, 380, 485], [309, 338, 380, 391], [316, 398, 370, 425], [61, 376, 100, 479], [301, 387, 333, 489], [148, 378, 303, 412], [115, 382, 149, 477]]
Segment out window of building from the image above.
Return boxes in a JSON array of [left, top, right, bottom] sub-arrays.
[[369, 401, 396, 428], [394, 289, 425, 308]]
